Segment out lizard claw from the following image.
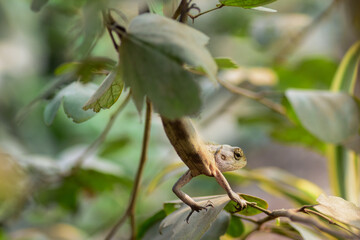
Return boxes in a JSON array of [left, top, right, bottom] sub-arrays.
[[185, 201, 214, 223], [229, 191, 247, 212], [235, 198, 247, 211]]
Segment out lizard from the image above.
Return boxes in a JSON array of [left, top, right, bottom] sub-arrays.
[[162, 117, 247, 222]]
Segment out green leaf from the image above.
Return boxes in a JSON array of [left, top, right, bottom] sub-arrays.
[[158, 196, 231, 239], [327, 41, 360, 205], [37, 166, 131, 211], [224, 194, 268, 216], [226, 215, 244, 237], [83, 69, 124, 112], [138, 210, 167, 240], [331, 41, 360, 93], [285, 90, 360, 143], [215, 57, 239, 69], [62, 83, 98, 123], [315, 194, 360, 229], [219, 0, 277, 8], [44, 92, 63, 125], [44, 82, 98, 124], [121, 14, 217, 118], [163, 202, 180, 215], [275, 58, 337, 91]]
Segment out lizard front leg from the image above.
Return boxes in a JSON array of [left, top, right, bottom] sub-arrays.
[[173, 170, 213, 222], [213, 169, 247, 210]]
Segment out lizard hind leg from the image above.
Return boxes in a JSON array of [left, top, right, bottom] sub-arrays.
[[172, 170, 214, 223]]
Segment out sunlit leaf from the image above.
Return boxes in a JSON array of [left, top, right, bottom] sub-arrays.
[[83, 69, 124, 112], [215, 57, 239, 69], [158, 196, 230, 239], [224, 194, 268, 216], [219, 0, 277, 8], [285, 90, 360, 143], [121, 14, 217, 118], [251, 6, 277, 12], [44, 82, 98, 125], [315, 194, 360, 229], [331, 40, 360, 93], [226, 215, 244, 237]]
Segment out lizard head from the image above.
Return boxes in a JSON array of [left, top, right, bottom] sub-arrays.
[[209, 144, 247, 172]]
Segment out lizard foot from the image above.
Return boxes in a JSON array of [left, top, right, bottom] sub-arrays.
[[228, 191, 247, 212], [235, 198, 247, 211], [185, 201, 214, 223]]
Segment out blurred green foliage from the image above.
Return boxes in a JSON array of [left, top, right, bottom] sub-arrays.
[[0, 0, 359, 239]]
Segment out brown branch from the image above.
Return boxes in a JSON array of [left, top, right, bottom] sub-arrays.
[[274, 0, 340, 64], [70, 91, 131, 174], [303, 208, 360, 238], [238, 201, 360, 239], [105, 99, 152, 240]]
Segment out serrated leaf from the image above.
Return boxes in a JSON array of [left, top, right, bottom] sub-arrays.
[[128, 14, 217, 82], [121, 14, 217, 118], [219, 0, 277, 8], [226, 215, 244, 237], [285, 90, 360, 143], [158, 196, 230, 240], [224, 194, 268, 216], [83, 70, 124, 112], [315, 194, 360, 229]]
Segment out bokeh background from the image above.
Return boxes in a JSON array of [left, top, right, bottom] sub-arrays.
[[0, 0, 359, 239]]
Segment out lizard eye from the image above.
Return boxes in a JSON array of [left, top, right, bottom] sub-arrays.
[[234, 148, 243, 160]]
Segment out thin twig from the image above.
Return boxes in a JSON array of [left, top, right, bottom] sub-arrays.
[[189, 4, 224, 20], [70, 91, 131, 174], [218, 78, 291, 121], [239, 201, 359, 239], [303, 208, 360, 238], [274, 0, 340, 64], [105, 99, 152, 240]]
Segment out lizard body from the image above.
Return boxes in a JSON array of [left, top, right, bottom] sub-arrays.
[[161, 117, 247, 221]]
